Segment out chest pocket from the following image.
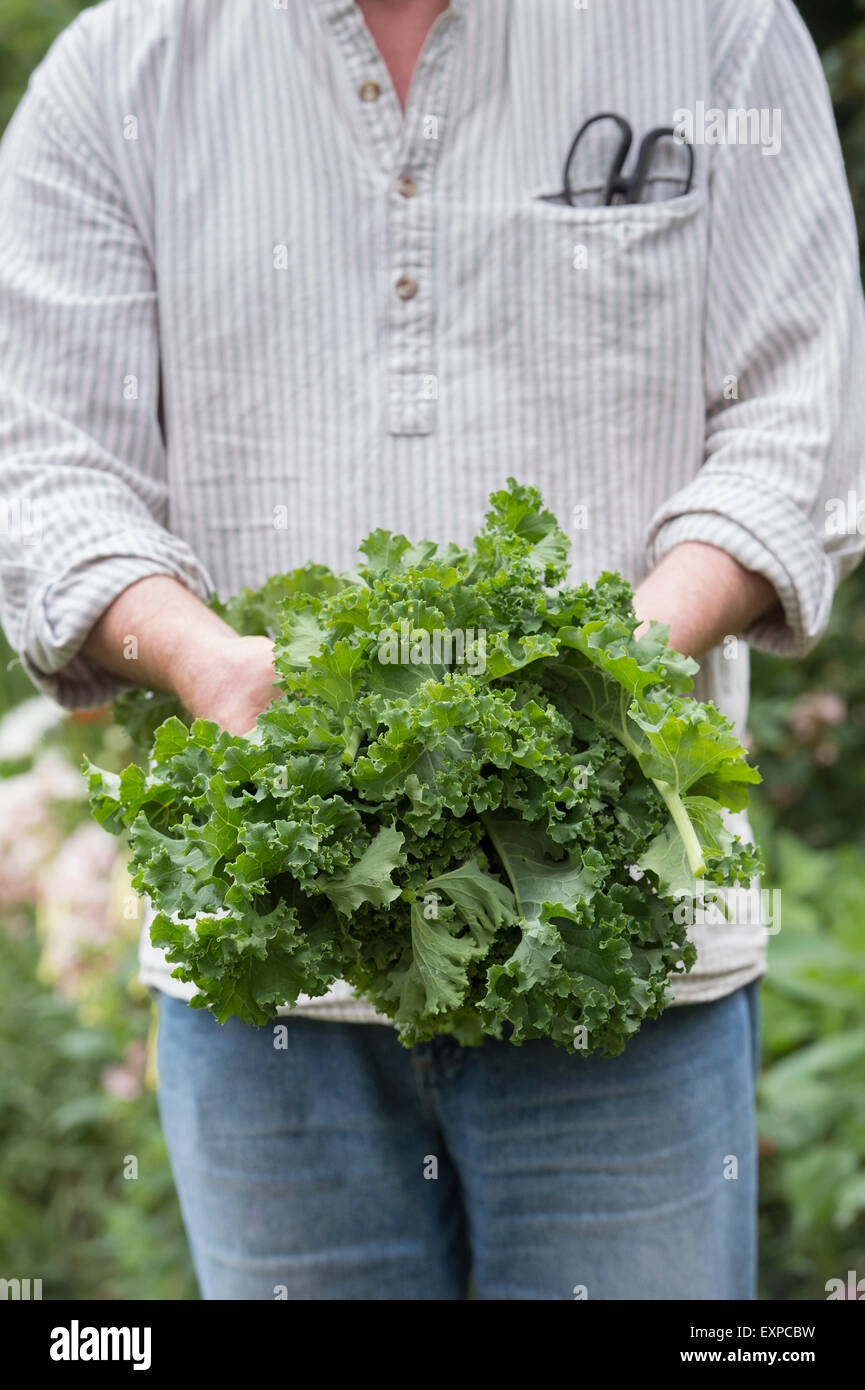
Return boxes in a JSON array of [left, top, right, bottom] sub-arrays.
[[450, 184, 707, 587], [514, 187, 707, 405]]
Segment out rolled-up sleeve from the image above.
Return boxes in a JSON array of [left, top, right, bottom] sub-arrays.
[[647, 0, 865, 657], [0, 19, 213, 710]]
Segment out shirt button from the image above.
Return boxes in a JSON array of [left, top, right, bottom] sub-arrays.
[[359, 80, 381, 102], [395, 276, 419, 301], [395, 173, 418, 198]]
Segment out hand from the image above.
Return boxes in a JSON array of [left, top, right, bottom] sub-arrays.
[[174, 633, 282, 735], [83, 577, 285, 734], [632, 542, 778, 658]]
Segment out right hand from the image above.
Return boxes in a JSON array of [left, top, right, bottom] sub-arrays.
[[82, 576, 285, 736]]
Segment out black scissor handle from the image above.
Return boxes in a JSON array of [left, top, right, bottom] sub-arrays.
[[625, 126, 695, 204], [562, 113, 695, 207], [562, 111, 632, 208]]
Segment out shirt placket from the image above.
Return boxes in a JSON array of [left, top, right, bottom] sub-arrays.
[[320, 1, 464, 437]]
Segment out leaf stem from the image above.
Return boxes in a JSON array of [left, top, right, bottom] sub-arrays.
[[652, 779, 706, 876]]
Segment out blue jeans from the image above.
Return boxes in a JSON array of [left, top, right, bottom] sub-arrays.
[[156, 982, 760, 1300]]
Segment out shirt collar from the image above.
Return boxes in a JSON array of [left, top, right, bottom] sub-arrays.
[[317, 0, 466, 20]]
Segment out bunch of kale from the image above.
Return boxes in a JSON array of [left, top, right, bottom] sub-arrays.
[[85, 480, 761, 1056]]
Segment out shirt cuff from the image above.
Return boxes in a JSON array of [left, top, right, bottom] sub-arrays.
[[646, 475, 835, 658], [21, 532, 214, 710]]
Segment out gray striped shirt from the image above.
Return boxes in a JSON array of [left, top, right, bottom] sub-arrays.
[[2, 0, 864, 1021]]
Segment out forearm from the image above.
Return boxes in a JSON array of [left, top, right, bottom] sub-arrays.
[[633, 542, 780, 658], [81, 575, 234, 699], [81, 575, 280, 734]]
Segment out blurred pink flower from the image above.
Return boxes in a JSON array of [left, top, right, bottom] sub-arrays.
[[789, 692, 847, 744], [0, 696, 64, 761], [814, 740, 840, 767], [100, 1039, 147, 1102], [0, 751, 85, 908], [37, 821, 126, 1000]]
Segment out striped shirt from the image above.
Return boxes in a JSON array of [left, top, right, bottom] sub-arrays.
[[1, 0, 864, 1022]]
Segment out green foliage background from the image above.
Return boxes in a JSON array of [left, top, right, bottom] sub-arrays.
[[0, 0, 863, 1302]]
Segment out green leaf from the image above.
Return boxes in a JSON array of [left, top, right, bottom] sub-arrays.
[[273, 604, 327, 671], [426, 857, 518, 947], [639, 796, 735, 899], [482, 816, 601, 922], [629, 694, 761, 798], [358, 529, 414, 574], [316, 825, 406, 915]]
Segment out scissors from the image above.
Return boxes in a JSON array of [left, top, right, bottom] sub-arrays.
[[552, 111, 694, 207]]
